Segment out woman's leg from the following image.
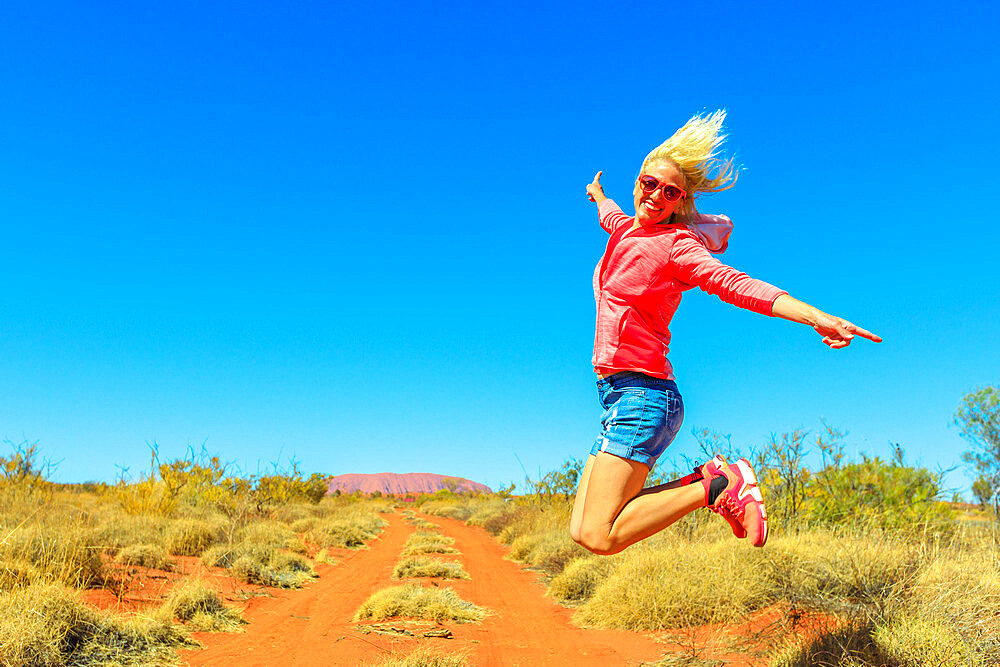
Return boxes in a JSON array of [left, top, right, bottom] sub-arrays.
[[570, 452, 706, 555]]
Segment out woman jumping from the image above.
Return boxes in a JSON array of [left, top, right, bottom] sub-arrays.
[[569, 111, 880, 554]]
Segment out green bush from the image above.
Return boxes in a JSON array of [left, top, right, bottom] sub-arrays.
[[805, 456, 953, 531]]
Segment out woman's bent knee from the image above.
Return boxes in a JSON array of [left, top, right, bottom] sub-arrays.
[[576, 527, 616, 556]]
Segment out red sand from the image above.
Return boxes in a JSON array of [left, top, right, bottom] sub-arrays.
[[177, 513, 671, 666], [87, 512, 831, 666]]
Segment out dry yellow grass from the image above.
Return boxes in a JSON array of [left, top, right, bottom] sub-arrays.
[[158, 578, 246, 632], [368, 647, 470, 667], [548, 557, 613, 603], [116, 543, 175, 571], [402, 531, 459, 556], [354, 584, 488, 623], [393, 556, 469, 580], [0, 583, 195, 665], [165, 518, 222, 556]]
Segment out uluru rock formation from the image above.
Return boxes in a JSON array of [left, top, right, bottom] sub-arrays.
[[326, 472, 491, 495]]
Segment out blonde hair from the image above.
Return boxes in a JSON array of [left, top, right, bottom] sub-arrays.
[[641, 109, 739, 219]]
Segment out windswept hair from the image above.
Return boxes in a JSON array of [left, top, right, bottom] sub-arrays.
[[641, 110, 739, 219]]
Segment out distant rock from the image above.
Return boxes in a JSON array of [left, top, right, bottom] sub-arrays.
[[326, 472, 491, 496]]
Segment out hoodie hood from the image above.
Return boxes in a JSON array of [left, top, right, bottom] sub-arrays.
[[686, 213, 732, 254]]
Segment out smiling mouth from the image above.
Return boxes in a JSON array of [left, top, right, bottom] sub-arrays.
[[641, 200, 662, 213]]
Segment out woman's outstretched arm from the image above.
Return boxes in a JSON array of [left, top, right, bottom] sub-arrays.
[[586, 170, 608, 205], [771, 294, 882, 348]]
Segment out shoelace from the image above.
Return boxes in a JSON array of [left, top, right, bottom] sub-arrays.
[[716, 493, 746, 519]]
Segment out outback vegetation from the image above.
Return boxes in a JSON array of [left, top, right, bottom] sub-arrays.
[[3, 384, 996, 666], [0, 442, 389, 666], [416, 386, 1000, 666]]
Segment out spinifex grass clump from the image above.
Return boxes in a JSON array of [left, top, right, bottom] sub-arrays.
[[87, 513, 168, 557], [201, 543, 316, 589], [402, 531, 459, 556], [165, 519, 222, 556], [116, 543, 174, 571], [158, 578, 246, 632], [393, 557, 469, 580], [0, 583, 194, 665], [577, 539, 774, 630], [0, 560, 42, 592], [548, 557, 613, 604], [405, 517, 439, 531], [0, 525, 105, 588], [304, 513, 386, 549], [421, 503, 473, 521], [235, 520, 295, 546], [290, 517, 319, 533], [354, 584, 488, 624], [371, 648, 470, 667], [236, 519, 308, 553]]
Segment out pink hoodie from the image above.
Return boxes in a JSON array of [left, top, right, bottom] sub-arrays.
[[593, 199, 787, 380]]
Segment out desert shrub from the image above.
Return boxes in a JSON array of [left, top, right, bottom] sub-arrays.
[[165, 519, 221, 556], [354, 584, 487, 623], [158, 578, 246, 632], [393, 557, 469, 580], [371, 648, 470, 667], [548, 557, 613, 603], [805, 456, 954, 532], [0, 583, 193, 665], [116, 544, 174, 571], [0, 525, 104, 588]]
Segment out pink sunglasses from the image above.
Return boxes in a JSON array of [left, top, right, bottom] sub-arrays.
[[638, 175, 686, 203]]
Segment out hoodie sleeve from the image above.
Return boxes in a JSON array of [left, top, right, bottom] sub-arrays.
[[685, 213, 733, 254], [598, 199, 633, 234], [669, 231, 787, 316]]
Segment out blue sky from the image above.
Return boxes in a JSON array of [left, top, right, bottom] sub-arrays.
[[2, 1, 997, 495]]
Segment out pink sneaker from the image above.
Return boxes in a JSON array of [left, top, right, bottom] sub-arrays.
[[698, 457, 748, 540], [709, 458, 768, 547]]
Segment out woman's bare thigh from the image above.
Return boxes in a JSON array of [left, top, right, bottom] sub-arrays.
[[570, 453, 648, 542]]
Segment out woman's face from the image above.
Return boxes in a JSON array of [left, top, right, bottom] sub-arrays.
[[633, 160, 685, 225]]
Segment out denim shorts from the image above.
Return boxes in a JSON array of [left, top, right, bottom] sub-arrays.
[[589, 371, 684, 468]]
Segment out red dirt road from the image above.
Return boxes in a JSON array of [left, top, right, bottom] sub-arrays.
[[180, 512, 670, 666]]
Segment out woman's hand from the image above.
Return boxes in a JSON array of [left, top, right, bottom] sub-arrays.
[[811, 312, 882, 349], [586, 171, 607, 204], [772, 294, 882, 348]]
